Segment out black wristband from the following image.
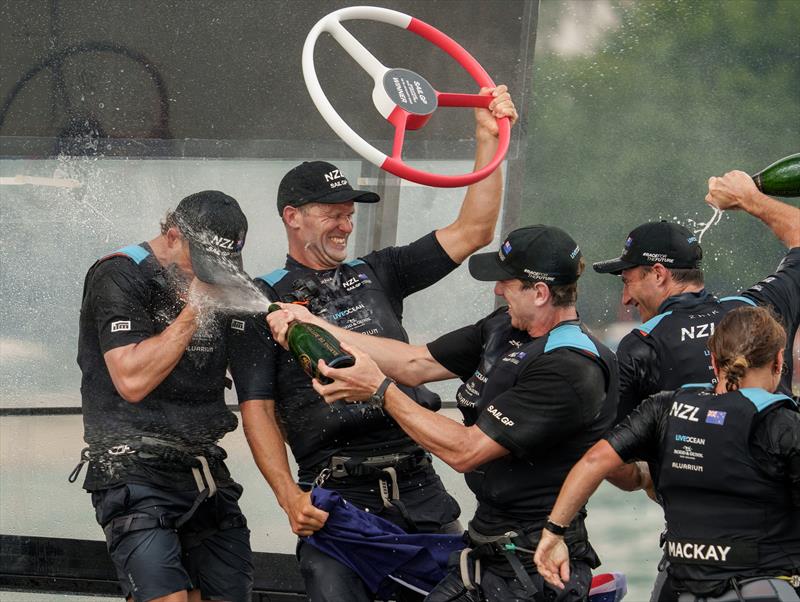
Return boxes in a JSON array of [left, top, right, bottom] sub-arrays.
[[366, 377, 394, 409], [544, 518, 569, 536]]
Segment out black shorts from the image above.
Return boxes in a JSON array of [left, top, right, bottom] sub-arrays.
[[92, 482, 253, 602]]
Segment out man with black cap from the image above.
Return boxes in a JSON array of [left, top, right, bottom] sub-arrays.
[[229, 87, 516, 600], [75, 190, 253, 602], [268, 225, 619, 601], [594, 170, 800, 424]]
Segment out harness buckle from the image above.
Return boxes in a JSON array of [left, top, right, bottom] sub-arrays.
[[314, 468, 332, 488], [378, 467, 400, 508], [108, 444, 135, 456]]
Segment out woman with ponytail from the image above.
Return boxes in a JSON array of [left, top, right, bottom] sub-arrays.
[[534, 306, 800, 601]]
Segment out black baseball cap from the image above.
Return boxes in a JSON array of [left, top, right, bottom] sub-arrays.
[[593, 220, 702, 275], [173, 190, 248, 284], [468, 225, 583, 285], [277, 161, 380, 215]]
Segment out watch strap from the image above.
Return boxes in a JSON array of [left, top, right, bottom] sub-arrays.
[[544, 518, 569, 537], [367, 377, 394, 408]]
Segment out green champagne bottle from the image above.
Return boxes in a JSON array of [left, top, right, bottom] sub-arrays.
[[267, 303, 355, 384], [752, 153, 800, 197]]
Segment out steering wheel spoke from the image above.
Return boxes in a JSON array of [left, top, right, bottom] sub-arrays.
[[436, 92, 492, 109], [387, 107, 409, 159], [326, 20, 388, 81]]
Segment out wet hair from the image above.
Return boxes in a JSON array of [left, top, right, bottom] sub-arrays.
[[521, 257, 585, 308], [640, 265, 704, 286], [160, 209, 178, 235], [707, 306, 786, 392], [668, 267, 704, 286]]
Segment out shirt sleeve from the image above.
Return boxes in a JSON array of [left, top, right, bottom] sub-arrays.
[[615, 332, 661, 423], [741, 247, 800, 338], [88, 258, 154, 354], [750, 405, 800, 507], [364, 232, 459, 300], [474, 351, 606, 460], [227, 283, 279, 402], [427, 315, 488, 381], [605, 392, 671, 463]]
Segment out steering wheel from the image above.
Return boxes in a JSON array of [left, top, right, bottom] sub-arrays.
[[303, 6, 510, 188]]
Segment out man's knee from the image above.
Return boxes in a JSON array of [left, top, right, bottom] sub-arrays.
[[297, 542, 372, 602]]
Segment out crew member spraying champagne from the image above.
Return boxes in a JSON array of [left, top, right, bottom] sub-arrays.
[[267, 303, 353, 384]]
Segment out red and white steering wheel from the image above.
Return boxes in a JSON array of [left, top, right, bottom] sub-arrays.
[[302, 6, 511, 188]]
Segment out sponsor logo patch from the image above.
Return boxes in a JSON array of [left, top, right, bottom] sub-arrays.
[[642, 252, 675, 264], [522, 269, 555, 282], [705, 409, 726, 425], [231, 319, 245, 331], [111, 320, 131, 332]]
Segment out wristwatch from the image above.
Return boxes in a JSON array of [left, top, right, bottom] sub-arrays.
[[367, 377, 394, 409]]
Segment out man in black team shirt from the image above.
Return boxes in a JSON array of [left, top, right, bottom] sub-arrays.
[[228, 86, 516, 601], [76, 191, 253, 602], [270, 225, 619, 602], [594, 170, 800, 424]]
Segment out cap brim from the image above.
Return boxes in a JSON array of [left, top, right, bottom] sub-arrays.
[[592, 257, 638, 275], [468, 252, 519, 282], [311, 188, 380, 205], [189, 241, 246, 285]]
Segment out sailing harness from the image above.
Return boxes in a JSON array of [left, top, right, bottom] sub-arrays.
[[674, 576, 800, 602], [312, 450, 432, 533], [453, 524, 540, 598], [68, 436, 243, 544]]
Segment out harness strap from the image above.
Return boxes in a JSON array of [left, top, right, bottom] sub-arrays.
[[466, 526, 539, 598], [191, 456, 217, 498], [378, 467, 400, 507], [68, 447, 91, 483], [459, 548, 481, 591]]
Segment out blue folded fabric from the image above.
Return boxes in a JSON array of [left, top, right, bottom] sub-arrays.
[[304, 487, 465, 596]]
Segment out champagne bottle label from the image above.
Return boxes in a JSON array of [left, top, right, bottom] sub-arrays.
[[298, 353, 314, 377], [307, 325, 341, 356]]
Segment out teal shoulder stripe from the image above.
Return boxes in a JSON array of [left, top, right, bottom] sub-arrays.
[[739, 387, 793, 411], [257, 269, 289, 286], [345, 259, 366, 267], [114, 244, 149, 264], [720, 295, 757, 307], [638, 310, 673, 335], [544, 324, 599, 355], [680, 383, 713, 390]]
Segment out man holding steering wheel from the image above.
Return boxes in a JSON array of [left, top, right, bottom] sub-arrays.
[[229, 87, 516, 601]]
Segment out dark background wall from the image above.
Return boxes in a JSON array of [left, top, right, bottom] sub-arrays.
[[0, 0, 537, 158]]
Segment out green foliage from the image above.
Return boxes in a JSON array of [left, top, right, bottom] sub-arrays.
[[524, 0, 800, 325]]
